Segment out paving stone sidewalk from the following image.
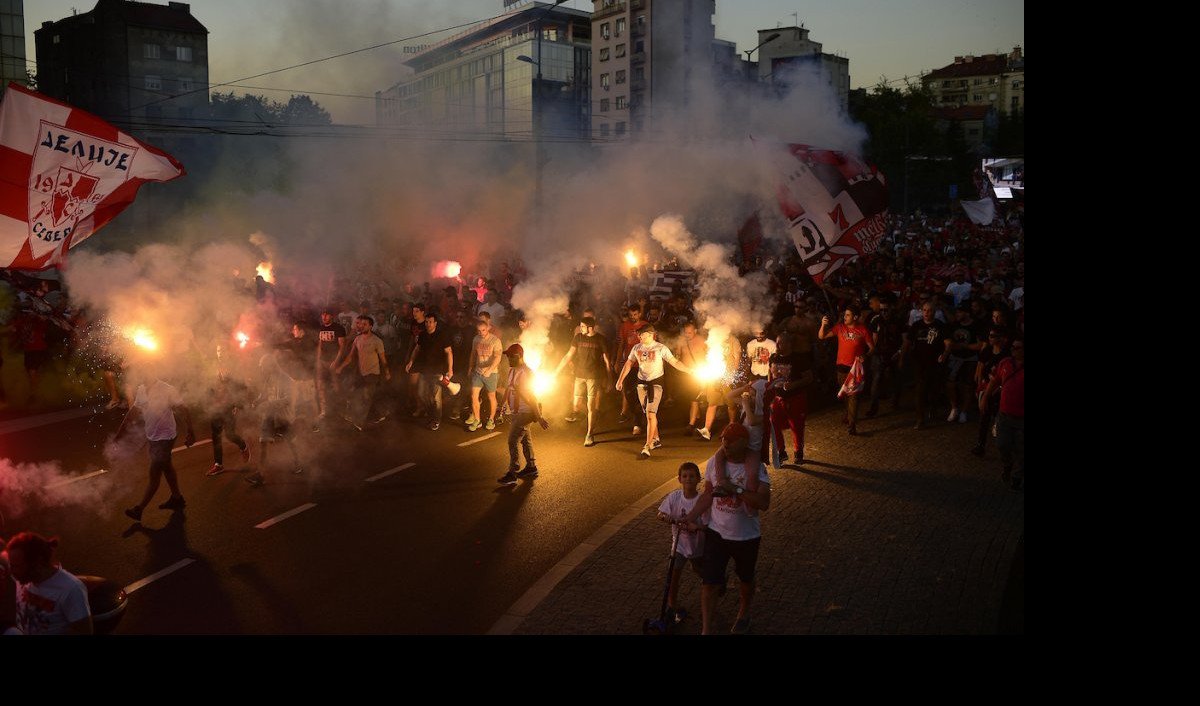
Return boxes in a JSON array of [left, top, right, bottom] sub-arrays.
[[512, 404, 1025, 635]]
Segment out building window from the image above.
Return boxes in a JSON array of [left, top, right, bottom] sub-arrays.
[[633, 67, 644, 81], [600, 98, 610, 112], [600, 73, 610, 90], [1012, 80, 1021, 89], [599, 47, 610, 61], [144, 43, 160, 59], [616, 121, 626, 136], [178, 77, 194, 92], [615, 44, 626, 58], [988, 77, 997, 85], [176, 46, 192, 62], [145, 75, 162, 91], [616, 95, 626, 110], [600, 123, 610, 137], [942, 80, 950, 87], [601, 22, 610, 40], [616, 18, 626, 37], [972, 93, 982, 101], [973, 78, 982, 85], [616, 69, 626, 84], [1011, 96, 1019, 110], [53, 34, 61, 45]]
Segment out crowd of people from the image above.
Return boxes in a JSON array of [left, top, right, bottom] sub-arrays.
[[0, 208, 1024, 634]]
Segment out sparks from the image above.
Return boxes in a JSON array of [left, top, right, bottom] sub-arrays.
[[256, 262, 274, 283]]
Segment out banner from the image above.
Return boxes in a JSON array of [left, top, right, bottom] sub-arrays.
[[774, 143, 889, 283], [0, 83, 184, 270], [961, 197, 995, 225], [736, 213, 763, 261]]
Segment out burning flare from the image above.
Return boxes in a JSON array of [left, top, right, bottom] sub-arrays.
[[235, 331, 251, 349], [128, 328, 158, 352], [624, 250, 638, 268], [433, 260, 462, 279], [256, 262, 274, 283], [523, 348, 557, 397]]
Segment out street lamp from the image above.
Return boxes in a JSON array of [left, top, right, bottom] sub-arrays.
[[744, 32, 781, 63]]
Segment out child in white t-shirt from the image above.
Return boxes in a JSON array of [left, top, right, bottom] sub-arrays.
[[656, 461, 708, 623]]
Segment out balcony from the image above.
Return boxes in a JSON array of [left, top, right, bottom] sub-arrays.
[[594, 0, 627, 20], [631, 0, 645, 8], [630, 51, 645, 64]]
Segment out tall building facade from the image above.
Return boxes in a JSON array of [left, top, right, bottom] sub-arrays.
[[1, 0, 25, 96], [34, 0, 209, 129], [755, 26, 850, 111], [376, 2, 591, 141], [590, 0, 715, 140], [923, 47, 1024, 115]]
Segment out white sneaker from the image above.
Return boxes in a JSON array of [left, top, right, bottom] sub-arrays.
[[957, 411, 968, 424], [947, 408, 959, 422], [632, 426, 642, 436], [639, 446, 651, 458], [697, 427, 711, 441]]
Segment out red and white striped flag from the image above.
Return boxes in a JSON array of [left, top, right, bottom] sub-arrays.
[[0, 83, 184, 270], [773, 143, 889, 284]]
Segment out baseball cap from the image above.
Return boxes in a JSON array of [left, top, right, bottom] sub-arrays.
[[720, 422, 750, 441], [503, 344, 524, 357]]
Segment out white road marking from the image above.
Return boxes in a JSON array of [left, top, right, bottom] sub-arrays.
[[364, 462, 416, 482], [124, 558, 196, 594], [255, 502, 318, 529], [45, 469, 108, 489], [457, 431, 501, 447], [172, 439, 212, 454]]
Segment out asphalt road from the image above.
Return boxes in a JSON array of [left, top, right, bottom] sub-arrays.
[[2, 393, 714, 634]]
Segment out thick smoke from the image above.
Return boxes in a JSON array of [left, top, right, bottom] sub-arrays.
[[7, 2, 867, 514]]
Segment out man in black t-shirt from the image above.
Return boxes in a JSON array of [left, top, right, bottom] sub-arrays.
[[864, 294, 904, 417], [553, 317, 611, 447], [406, 311, 453, 430], [446, 308, 476, 421], [315, 309, 346, 422], [901, 302, 950, 430]]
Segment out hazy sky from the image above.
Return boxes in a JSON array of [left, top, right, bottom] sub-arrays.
[[23, 0, 1024, 123]]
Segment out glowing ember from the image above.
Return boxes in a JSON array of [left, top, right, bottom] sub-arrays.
[[433, 260, 462, 278], [522, 349, 556, 397], [129, 328, 158, 352], [624, 250, 638, 268], [236, 331, 251, 349], [695, 331, 729, 383], [256, 262, 274, 283]]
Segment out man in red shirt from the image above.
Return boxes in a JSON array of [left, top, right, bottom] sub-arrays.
[[818, 306, 875, 435], [981, 334, 1023, 490]]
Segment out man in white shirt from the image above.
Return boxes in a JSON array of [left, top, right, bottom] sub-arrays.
[[120, 376, 195, 522], [3, 532, 92, 635], [616, 324, 695, 458]]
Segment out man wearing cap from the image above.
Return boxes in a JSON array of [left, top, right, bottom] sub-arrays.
[[553, 316, 611, 447], [682, 422, 771, 634], [615, 323, 696, 458], [497, 344, 547, 485]]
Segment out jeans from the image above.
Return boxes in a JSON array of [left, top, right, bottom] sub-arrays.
[[420, 373, 444, 421], [211, 413, 246, 465], [507, 411, 538, 471], [996, 412, 1024, 479]]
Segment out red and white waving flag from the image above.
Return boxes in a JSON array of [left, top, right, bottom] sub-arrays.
[[0, 83, 184, 270], [773, 143, 889, 284]]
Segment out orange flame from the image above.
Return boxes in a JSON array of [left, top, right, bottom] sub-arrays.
[[256, 262, 274, 283]]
